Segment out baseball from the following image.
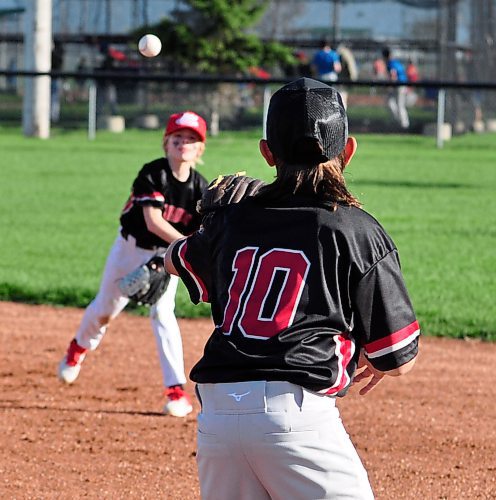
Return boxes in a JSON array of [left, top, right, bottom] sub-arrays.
[[138, 34, 162, 58]]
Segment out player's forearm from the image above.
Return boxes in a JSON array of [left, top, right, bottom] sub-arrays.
[[382, 356, 417, 376], [147, 220, 184, 243], [360, 352, 417, 377], [143, 206, 184, 244], [354, 352, 417, 395]]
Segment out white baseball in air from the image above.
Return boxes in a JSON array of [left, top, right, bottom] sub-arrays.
[[138, 34, 162, 57]]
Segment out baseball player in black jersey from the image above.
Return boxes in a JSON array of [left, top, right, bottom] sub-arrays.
[[165, 78, 420, 498], [58, 111, 209, 417]]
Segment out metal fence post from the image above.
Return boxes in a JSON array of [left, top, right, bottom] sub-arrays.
[[436, 88, 446, 149], [88, 80, 97, 140]]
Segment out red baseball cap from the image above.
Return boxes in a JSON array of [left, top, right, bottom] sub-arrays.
[[165, 111, 207, 142]]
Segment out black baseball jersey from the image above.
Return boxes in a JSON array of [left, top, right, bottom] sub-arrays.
[[120, 158, 208, 249], [171, 195, 420, 396]]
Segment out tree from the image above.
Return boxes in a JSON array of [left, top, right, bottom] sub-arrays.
[[134, 0, 295, 75]]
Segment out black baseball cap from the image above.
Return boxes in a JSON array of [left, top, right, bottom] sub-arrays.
[[266, 77, 348, 167]]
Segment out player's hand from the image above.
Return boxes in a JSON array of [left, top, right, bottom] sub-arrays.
[[197, 173, 265, 215], [353, 351, 385, 396]]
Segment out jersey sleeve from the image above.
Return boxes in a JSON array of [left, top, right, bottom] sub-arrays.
[[132, 163, 165, 208], [170, 228, 212, 304], [352, 249, 420, 371]]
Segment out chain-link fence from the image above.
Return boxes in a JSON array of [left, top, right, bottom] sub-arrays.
[[2, 72, 495, 142], [1, 1, 495, 136]]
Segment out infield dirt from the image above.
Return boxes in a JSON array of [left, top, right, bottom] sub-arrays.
[[1, 301, 495, 499]]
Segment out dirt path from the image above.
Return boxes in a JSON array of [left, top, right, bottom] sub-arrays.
[[1, 302, 495, 499]]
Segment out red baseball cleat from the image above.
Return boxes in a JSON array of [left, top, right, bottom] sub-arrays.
[[57, 338, 87, 384], [163, 386, 193, 417]]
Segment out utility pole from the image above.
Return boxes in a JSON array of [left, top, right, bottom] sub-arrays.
[[142, 0, 149, 27], [132, 0, 139, 31], [22, 0, 52, 138], [105, 0, 111, 33], [332, 0, 341, 45]]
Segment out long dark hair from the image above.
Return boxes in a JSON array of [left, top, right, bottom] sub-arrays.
[[256, 153, 361, 210]]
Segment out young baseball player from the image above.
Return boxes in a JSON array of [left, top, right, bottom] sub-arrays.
[[165, 78, 420, 498], [58, 111, 209, 418]]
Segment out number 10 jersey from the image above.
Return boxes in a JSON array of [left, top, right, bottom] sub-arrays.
[[170, 195, 419, 396]]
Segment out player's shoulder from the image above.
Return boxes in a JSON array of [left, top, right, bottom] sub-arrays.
[[337, 204, 382, 224], [336, 204, 390, 231], [139, 157, 168, 174], [333, 205, 396, 253]]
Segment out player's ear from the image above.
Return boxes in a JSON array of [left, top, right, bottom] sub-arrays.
[[343, 136, 357, 166], [162, 134, 169, 154], [259, 139, 276, 167], [196, 142, 206, 157]]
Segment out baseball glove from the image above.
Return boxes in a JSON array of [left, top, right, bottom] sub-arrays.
[[197, 172, 266, 215], [118, 256, 170, 306]]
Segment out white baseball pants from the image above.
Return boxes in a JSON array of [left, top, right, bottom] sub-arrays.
[[196, 381, 374, 500], [75, 232, 186, 388], [387, 85, 410, 129]]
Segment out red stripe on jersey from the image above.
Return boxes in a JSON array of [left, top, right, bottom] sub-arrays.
[[324, 333, 354, 396], [134, 192, 165, 203], [163, 204, 193, 225], [121, 196, 133, 214], [365, 320, 420, 357], [178, 240, 209, 302]]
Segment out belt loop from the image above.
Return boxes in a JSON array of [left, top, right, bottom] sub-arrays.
[[195, 384, 203, 409]]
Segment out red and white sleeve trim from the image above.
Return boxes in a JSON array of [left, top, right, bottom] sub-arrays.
[[134, 192, 165, 203], [177, 240, 209, 302], [321, 332, 355, 396], [365, 320, 420, 359]]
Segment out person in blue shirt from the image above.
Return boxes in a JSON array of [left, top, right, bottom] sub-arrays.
[[382, 48, 410, 129], [312, 39, 342, 82]]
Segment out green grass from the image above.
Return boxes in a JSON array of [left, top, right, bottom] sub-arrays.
[[0, 127, 495, 340]]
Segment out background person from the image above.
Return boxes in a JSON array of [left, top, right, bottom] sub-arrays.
[[312, 38, 341, 82], [406, 58, 420, 107], [165, 78, 420, 499], [406, 58, 419, 83], [373, 56, 387, 81], [58, 111, 209, 418], [336, 44, 358, 109], [371, 55, 387, 96], [383, 47, 410, 129]]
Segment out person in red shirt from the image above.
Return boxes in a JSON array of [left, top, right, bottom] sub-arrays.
[[406, 59, 419, 83]]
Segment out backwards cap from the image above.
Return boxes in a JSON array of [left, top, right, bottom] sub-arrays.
[[266, 77, 348, 167], [165, 111, 207, 142]]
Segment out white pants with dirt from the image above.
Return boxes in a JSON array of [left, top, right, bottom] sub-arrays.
[[75, 231, 186, 388], [196, 381, 374, 500], [387, 85, 410, 129]]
